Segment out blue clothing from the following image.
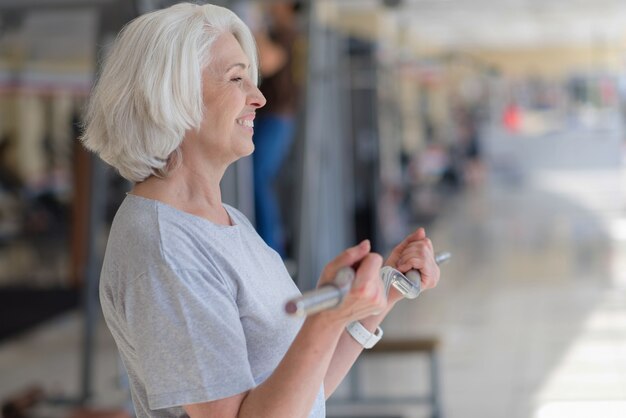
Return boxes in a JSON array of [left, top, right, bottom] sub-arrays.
[[253, 113, 296, 257]]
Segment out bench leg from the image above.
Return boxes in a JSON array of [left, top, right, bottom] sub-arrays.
[[429, 351, 442, 418]]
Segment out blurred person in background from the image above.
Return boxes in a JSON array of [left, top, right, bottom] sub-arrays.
[[81, 3, 440, 418], [457, 103, 485, 186], [252, 1, 301, 257]]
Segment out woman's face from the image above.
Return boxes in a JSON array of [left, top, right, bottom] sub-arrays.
[[189, 32, 265, 166]]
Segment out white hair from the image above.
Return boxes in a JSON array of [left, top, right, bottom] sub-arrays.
[[81, 2, 259, 183]]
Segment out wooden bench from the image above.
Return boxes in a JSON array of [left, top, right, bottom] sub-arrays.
[[342, 337, 442, 418]]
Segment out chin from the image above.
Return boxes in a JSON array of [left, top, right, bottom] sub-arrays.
[[240, 143, 255, 158]]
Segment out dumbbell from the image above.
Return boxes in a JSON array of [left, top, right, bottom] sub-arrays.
[[285, 252, 451, 317]]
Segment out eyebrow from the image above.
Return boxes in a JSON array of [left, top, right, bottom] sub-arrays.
[[225, 62, 249, 72]]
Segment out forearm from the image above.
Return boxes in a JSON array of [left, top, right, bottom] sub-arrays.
[[323, 302, 396, 398], [237, 314, 344, 418]]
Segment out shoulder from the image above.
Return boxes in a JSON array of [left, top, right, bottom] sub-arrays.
[[105, 195, 218, 275], [107, 195, 161, 253]]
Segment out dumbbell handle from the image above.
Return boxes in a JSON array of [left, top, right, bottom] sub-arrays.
[[285, 252, 451, 317]]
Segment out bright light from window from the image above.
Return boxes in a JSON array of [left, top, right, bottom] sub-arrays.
[[536, 401, 626, 418]]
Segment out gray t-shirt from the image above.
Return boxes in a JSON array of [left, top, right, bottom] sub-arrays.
[[99, 194, 325, 417]]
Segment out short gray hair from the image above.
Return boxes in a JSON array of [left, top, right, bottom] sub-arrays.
[[81, 2, 258, 182]]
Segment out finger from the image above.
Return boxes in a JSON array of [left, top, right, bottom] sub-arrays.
[[401, 240, 434, 256], [397, 255, 425, 273], [354, 252, 383, 282], [400, 257, 440, 290], [352, 252, 384, 299], [397, 229, 431, 258], [399, 227, 426, 247], [402, 237, 434, 252], [321, 240, 371, 282], [386, 228, 427, 267], [397, 242, 435, 272], [420, 264, 441, 289], [422, 267, 441, 290]]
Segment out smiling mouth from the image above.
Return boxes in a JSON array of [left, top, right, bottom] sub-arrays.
[[236, 119, 254, 128]]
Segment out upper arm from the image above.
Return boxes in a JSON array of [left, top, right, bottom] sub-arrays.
[[184, 391, 248, 418], [123, 267, 255, 409]]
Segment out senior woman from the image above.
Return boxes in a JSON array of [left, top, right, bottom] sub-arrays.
[[82, 3, 440, 418]]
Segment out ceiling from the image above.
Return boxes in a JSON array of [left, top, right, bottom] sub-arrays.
[[332, 0, 626, 48], [2, 0, 626, 50]]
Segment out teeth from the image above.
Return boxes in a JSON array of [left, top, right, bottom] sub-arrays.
[[237, 119, 254, 128]]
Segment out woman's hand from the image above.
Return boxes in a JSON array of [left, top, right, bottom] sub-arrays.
[[385, 228, 440, 305], [316, 240, 386, 325]]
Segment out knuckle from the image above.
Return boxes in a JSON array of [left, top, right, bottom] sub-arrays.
[[369, 282, 378, 296], [320, 268, 333, 284], [353, 284, 368, 298], [365, 282, 382, 301], [407, 256, 419, 266]]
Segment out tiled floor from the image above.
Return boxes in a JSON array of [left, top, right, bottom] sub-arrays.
[[2, 127, 626, 418]]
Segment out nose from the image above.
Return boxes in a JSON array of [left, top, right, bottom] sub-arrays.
[[248, 83, 266, 109]]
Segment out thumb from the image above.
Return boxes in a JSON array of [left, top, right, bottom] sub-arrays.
[[386, 228, 426, 267], [320, 240, 371, 284], [410, 227, 426, 242], [399, 227, 427, 249]]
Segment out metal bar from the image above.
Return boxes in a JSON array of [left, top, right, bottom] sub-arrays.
[[79, 154, 108, 404], [285, 267, 354, 316], [430, 350, 442, 418], [285, 252, 451, 317]]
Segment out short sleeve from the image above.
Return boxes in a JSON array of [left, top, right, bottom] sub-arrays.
[[120, 264, 255, 410]]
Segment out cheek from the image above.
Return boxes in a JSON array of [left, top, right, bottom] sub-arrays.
[[203, 87, 245, 129]]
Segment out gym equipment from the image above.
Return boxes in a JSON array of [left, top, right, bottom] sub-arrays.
[[285, 252, 451, 317]]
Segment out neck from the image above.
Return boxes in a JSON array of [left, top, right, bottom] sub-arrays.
[[132, 163, 231, 226]]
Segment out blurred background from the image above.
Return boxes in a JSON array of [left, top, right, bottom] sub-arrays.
[[1, 0, 626, 417]]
